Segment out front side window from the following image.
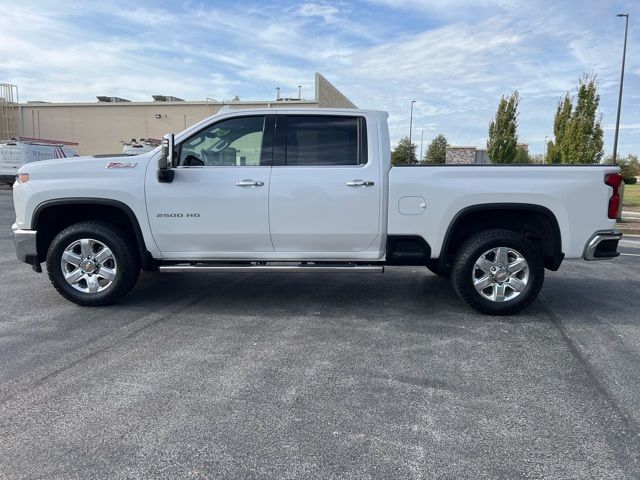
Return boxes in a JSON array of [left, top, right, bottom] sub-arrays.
[[285, 116, 361, 166], [179, 116, 265, 166]]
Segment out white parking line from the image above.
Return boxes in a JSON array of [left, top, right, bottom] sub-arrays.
[[620, 238, 640, 246], [620, 253, 640, 257]]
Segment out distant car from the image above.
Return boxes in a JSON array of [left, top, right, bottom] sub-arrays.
[[0, 138, 78, 185], [121, 138, 161, 156]]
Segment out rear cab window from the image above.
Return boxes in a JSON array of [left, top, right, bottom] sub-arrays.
[[276, 115, 367, 166]]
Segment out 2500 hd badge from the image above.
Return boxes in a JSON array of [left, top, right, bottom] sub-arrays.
[[156, 213, 200, 218]]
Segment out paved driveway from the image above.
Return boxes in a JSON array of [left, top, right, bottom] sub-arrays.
[[1, 186, 639, 479]]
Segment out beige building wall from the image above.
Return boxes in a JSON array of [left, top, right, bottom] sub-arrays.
[[16, 72, 356, 156], [315, 73, 357, 109]]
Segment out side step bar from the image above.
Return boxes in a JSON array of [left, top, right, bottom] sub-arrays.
[[159, 263, 384, 273]]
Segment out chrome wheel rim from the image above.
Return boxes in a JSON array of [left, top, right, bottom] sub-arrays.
[[60, 238, 117, 293], [472, 246, 529, 303]]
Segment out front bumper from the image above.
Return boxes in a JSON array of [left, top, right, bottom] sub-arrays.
[[583, 230, 622, 260], [11, 223, 38, 264]]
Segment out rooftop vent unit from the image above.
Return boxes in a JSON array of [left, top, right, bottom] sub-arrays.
[[152, 95, 185, 102], [96, 96, 131, 103]]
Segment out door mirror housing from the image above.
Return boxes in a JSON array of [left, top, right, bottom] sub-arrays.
[[157, 133, 175, 183]]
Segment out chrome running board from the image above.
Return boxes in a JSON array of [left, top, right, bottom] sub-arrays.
[[159, 263, 384, 273]]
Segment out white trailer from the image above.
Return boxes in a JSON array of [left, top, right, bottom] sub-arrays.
[[0, 138, 78, 185]]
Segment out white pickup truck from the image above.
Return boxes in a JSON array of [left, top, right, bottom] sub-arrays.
[[11, 108, 623, 314]]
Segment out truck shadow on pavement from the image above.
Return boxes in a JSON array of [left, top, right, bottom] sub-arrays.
[[118, 269, 558, 324], [116, 266, 639, 327]]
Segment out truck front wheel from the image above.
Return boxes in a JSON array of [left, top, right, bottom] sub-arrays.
[[451, 229, 544, 315], [46, 221, 141, 306]]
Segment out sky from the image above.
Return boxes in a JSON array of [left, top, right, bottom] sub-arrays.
[[0, 0, 638, 155]]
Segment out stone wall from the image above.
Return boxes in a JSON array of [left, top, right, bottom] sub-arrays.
[[445, 147, 477, 164]]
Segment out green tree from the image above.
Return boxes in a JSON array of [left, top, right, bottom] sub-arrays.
[[547, 94, 572, 164], [392, 136, 417, 165], [530, 153, 545, 164], [547, 75, 604, 164], [605, 154, 640, 184], [423, 134, 448, 164], [487, 91, 520, 164], [514, 144, 531, 164]]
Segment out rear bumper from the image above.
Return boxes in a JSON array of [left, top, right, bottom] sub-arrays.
[[583, 230, 622, 260], [11, 223, 38, 264]]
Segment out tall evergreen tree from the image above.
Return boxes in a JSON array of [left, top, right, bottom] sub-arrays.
[[487, 91, 520, 164], [514, 144, 531, 164], [547, 75, 604, 164], [391, 136, 418, 165], [424, 134, 448, 164], [547, 94, 572, 164]]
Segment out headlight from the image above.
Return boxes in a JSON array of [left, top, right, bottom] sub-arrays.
[[16, 173, 29, 183]]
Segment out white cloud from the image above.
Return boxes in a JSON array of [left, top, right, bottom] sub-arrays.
[[0, 0, 638, 154], [605, 123, 640, 131], [297, 2, 340, 20]]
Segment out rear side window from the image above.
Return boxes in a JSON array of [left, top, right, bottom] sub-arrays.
[[284, 116, 364, 166]]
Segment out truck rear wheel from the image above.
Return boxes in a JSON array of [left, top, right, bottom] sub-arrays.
[[46, 221, 140, 306], [451, 229, 544, 315]]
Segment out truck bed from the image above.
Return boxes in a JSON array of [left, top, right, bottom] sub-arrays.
[[388, 165, 619, 259]]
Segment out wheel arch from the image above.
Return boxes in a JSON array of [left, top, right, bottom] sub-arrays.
[[32, 198, 154, 269], [440, 203, 563, 271]]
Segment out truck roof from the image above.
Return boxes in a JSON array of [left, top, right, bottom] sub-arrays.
[[211, 106, 387, 116], [176, 107, 389, 142]]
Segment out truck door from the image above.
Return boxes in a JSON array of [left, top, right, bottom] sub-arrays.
[[268, 114, 381, 254], [145, 114, 274, 258]]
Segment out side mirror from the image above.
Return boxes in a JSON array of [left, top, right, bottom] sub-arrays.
[[157, 133, 175, 183]]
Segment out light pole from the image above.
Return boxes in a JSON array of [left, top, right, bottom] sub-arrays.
[[408, 100, 416, 163], [419, 129, 424, 163], [612, 13, 629, 165]]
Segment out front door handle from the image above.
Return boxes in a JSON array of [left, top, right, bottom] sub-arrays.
[[235, 179, 264, 187], [346, 179, 375, 187]]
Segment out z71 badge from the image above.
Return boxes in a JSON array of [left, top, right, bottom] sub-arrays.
[[106, 161, 137, 169]]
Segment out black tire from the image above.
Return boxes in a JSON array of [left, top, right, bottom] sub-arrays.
[[46, 221, 141, 306], [426, 259, 450, 279], [451, 229, 544, 315]]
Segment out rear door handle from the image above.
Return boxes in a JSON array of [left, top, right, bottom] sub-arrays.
[[346, 179, 374, 187], [235, 179, 264, 187]]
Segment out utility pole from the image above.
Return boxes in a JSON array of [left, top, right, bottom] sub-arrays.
[[613, 13, 629, 165], [408, 100, 416, 164]]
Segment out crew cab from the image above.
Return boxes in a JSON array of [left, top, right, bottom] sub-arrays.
[[11, 108, 623, 314]]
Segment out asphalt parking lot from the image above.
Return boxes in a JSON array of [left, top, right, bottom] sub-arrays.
[[1, 185, 639, 479]]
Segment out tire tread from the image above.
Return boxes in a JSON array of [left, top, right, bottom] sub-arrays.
[[451, 229, 544, 315], [46, 221, 140, 306]]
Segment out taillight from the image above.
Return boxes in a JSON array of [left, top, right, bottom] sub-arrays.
[[605, 173, 622, 219]]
